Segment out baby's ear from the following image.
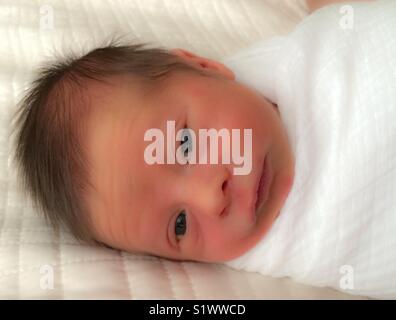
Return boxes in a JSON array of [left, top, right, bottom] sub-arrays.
[[170, 48, 235, 81], [171, 48, 196, 58]]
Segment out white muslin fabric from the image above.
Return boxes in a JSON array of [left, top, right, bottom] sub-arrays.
[[221, 0, 396, 299]]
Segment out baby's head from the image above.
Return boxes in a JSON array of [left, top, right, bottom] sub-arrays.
[[11, 43, 295, 263]]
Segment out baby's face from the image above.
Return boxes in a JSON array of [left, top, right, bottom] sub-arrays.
[[84, 51, 295, 263]]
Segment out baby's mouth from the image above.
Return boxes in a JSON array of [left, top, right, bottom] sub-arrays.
[[254, 154, 272, 215]]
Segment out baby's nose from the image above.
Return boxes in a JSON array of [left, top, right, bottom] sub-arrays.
[[187, 164, 231, 219]]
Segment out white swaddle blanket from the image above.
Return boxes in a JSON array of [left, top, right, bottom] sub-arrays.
[[221, 0, 396, 299]]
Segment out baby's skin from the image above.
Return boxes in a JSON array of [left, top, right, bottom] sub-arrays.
[[83, 49, 295, 262]]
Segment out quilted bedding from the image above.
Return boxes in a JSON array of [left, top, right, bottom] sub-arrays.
[[0, 0, 368, 299]]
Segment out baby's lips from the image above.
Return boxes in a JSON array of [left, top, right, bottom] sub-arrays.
[[255, 154, 273, 214]]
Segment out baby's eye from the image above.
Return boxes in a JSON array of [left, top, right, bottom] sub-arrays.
[[175, 210, 187, 241], [180, 127, 193, 159]]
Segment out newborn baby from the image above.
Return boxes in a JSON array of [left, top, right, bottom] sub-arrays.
[[11, 0, 395, 298], [12, 10, 297, 262], [12, 48, 295, 262]]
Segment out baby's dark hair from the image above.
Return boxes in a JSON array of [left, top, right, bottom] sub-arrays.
[[10, 42, 208, 245]]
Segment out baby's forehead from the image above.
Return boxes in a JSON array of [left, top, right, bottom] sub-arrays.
[[84, 70, 213, 131]]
